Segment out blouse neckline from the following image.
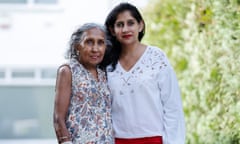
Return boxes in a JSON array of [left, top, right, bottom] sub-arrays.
[[117, 46, 149, 73], [72, 58, 102, 82]]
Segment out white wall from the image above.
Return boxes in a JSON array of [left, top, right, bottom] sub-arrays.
[[0, 0, 109, 66], [0, 0, 148, 67]]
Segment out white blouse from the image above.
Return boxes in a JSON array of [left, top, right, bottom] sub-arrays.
[[107, 46, 185, 144]]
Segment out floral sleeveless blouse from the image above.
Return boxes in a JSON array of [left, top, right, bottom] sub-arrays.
[[65, 58, 114, 144]]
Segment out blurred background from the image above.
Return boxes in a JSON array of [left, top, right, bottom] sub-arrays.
[[0, 0, 239, 144], [0, 0, 148, 143]]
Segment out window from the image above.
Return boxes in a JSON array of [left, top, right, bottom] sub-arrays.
[[0, 0, 60, 10], [0, 70, 4, 79], [0, 86, 56, 139], [0, 0, 57, 4], [0, 0, 27, 4], [0, 0, 62, 14], [34, 0, 57, 4], [12, 70, 35, 78], [0, 67, 57, 141], [41, 68, 57, 79]]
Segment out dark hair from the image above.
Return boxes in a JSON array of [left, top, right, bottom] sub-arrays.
[[103, 2, 146, 71]]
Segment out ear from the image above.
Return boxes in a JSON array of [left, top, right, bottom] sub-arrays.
[[138, 20, 144, 32]]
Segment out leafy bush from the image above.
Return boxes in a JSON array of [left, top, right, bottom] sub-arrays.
[[143, 0, 240, 143]]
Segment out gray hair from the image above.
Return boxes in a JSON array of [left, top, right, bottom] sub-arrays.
[[65, 23, 111, 59]]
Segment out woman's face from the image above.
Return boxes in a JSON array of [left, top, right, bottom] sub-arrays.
[[113, 10, 143, 46], [77, 27, 106, 69]]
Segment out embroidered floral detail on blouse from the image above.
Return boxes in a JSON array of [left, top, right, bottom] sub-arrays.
[[119, 47, 168, 87], [141, 48, 167, 71], [121, 76, 131, 86]]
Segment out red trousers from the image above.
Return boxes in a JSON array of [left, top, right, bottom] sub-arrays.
[[115, 136, 163, 144]]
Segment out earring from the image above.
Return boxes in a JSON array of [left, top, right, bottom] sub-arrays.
[[76, 50, 80, 56]]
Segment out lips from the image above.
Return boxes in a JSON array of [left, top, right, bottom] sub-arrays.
[[122, 34, 132, 39], [90, 55, 103, 61], [90, 55, 99, 59]]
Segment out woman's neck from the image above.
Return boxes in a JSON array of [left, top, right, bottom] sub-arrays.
[[121, 42, 140, 56], [78, 59, 98, 80], [119, 42, 147, 71], [120, 42, 146, 58]]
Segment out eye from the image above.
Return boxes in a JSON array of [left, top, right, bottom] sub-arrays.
[[98, 40, 105, 46], [127, 20, 135, 26], [115, 22, 124, 28], [85, 39, 94, 46]]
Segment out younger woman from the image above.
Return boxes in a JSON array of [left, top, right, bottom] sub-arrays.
[[104, 3, 185, 144]]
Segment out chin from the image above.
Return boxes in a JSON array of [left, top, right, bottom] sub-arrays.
[[90, 61, 101, 66]]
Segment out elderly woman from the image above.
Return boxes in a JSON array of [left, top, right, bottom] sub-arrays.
[[53, 23, 113, 144]]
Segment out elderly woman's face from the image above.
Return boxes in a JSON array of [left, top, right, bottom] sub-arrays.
[[77, 27, 106, 69]]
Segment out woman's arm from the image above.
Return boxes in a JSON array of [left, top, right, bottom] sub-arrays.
[[53, 65, 72, 143], [159, 61, 185, 144]]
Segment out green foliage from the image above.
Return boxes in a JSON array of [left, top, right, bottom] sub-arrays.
[[143, 0, 240, 143], [143, 0, 190, 54]]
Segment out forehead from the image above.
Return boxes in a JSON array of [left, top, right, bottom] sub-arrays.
[[82, 28, 105, 39], [116, 10, 135, 22]]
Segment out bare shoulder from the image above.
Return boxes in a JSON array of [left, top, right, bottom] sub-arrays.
[[58, 64, 71, 74], [57, 65, 71, 80]]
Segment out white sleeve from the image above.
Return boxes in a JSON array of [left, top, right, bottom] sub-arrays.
[[159, 65, 186, 144]]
